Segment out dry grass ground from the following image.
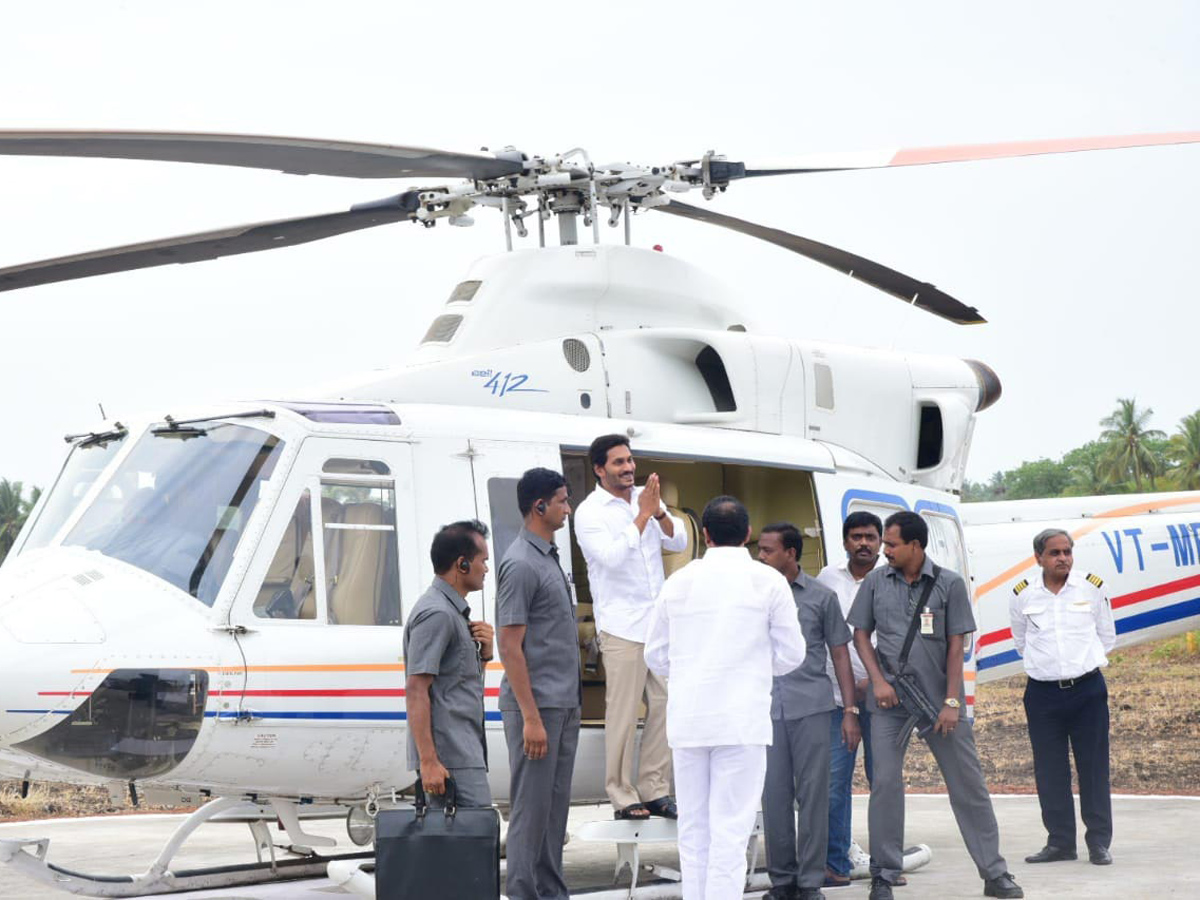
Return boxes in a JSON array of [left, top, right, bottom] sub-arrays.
[[3, 635, 1198, 822], [867, 633, 1200, 794]]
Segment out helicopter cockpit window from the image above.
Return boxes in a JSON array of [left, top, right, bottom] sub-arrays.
[[923, 512, 969, 581], [19, 433, 126, 553], [321, 476, 400, 626], [254, 490, 319, 620], [64, 424, 283, 607]]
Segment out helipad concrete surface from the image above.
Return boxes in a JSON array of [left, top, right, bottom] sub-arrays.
[[0, 794, 1194, 899]]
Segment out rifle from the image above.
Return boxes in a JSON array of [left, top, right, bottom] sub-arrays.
[[877, 564, 943, 746]]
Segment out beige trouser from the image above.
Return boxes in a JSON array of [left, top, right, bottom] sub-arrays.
[[599, 630, 673, 810]]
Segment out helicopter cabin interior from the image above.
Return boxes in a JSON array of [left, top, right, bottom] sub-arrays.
[[558, 451, 827, 726]]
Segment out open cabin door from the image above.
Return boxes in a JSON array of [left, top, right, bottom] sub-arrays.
[[211, 436, 418, 796], [466, 439, 573, 614]]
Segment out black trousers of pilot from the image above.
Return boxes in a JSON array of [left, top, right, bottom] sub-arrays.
[[1023, 670, 1112, 852]]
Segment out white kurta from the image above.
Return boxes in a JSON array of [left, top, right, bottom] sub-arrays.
[[574, 484, 687, 643], [643, 545, 807, 747]]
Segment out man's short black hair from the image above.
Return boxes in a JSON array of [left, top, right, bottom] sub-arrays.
[[589, 433, 631, 472], [884, 510, 928, 548], [843, 511, 883, 541], [761, 521, 803, 560], [431, 520, 490, 575], [702, 495, 750, 547], [517, 467, 567, 517]]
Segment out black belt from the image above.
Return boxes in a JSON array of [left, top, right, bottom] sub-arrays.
[[1031, 667, 1101, 689]]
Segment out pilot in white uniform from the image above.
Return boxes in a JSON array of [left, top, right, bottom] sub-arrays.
[[1010, 527, 1116, 866]]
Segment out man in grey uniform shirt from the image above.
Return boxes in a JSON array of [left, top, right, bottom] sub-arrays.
[[849, 511, 1022, 900], [758, 522, 860, 900], [497, 467, 581, 900], [404, 519, 495, 806]]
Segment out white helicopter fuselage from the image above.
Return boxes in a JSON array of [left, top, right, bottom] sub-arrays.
[[1, 245, 1197, 811]]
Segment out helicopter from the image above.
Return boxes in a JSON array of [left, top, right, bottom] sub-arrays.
[[0, 128, 1199, 897]]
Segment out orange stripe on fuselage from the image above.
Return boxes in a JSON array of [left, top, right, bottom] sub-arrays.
[[972, 494, 1200, 600]]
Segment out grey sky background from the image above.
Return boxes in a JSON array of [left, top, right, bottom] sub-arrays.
[[1, 2, 1197, 491]]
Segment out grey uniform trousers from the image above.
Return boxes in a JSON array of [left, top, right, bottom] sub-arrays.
[[762, 711, 832, 889], [868, 711, 1007, 884], [502, 706, 581, 900]]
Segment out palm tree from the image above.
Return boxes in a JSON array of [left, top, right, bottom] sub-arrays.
[[1169, 411, 1200, 490], [0, 479, 29, 563], [1099, 398, 1166, 492], [1062, 441, 1111, 496]]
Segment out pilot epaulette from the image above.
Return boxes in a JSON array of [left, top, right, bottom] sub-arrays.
[[1086, 573, 1104, 589], [1012, 579, 1029, 596]]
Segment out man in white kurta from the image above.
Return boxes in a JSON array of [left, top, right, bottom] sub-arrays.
[[645, 496, 806, 900]]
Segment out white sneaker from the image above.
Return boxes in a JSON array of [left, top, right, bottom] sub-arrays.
[[847, 840, 933, 878], [849, 840, 871, 877]]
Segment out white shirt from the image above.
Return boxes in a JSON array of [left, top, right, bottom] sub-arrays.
[[1009, 570, 1116, 681], [573, 485, 687, 643], [644, 546, 807, 748], [816, 559, 880, 706]]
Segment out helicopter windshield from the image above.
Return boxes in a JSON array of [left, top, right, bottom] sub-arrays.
[[64, 423, 284, 607], [20, 433, 127, 553]]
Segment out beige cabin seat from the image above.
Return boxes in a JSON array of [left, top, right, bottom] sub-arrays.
[[660, 478, 700, 577], [327, 502, 387, 626], [295, 497, 343, 620]]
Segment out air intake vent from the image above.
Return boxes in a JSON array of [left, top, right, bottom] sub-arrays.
[[695, 346, 737, 412], [447, 280, 482, 304], [562, 338, 591, 372], [422, 314, 463, 344]]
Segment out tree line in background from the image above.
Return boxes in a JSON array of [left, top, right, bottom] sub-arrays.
[[0, 480, 41, 565], [964, 398, 1200, 502]]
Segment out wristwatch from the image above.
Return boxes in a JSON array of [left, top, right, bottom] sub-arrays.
[[845, 706, 861, 716], [944, 698, 961, 709]]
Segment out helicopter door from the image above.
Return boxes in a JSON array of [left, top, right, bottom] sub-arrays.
[[221, 437, 416, 776], [467, 439, 572, 617]]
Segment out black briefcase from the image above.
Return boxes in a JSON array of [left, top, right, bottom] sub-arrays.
[[374, 778, 501, 900]]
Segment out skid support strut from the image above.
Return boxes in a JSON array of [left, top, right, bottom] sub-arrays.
[[0, 795, 370, 897]]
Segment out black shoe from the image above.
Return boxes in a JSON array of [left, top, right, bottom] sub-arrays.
[[1024, 844, 1077, 863], [797, 889, 826, 900], [983, 872, 1024, 898], [765, 887, 799, 900], [868, 877, 894, 900], [1089, 846, 1113, 865]]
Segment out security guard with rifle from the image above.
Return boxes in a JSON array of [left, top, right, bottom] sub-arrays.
[[848, 511, 1022, 900]]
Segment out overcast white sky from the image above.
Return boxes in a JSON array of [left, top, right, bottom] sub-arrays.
[[1, 1, 1197, 490]]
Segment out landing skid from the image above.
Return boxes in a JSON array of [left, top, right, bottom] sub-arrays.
[[0, 796, 371, 897]]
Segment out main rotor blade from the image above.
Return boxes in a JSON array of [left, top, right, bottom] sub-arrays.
[[0, 131, 524, 180], [0, 192, 421, 294], [655, 200, 984, 325], [740, 131, 1200, 176]]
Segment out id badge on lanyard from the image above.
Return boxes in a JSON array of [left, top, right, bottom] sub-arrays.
[[920, 610, 935, 635]]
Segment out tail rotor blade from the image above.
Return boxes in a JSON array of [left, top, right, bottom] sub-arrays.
[[654, 200, 984, 325]]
